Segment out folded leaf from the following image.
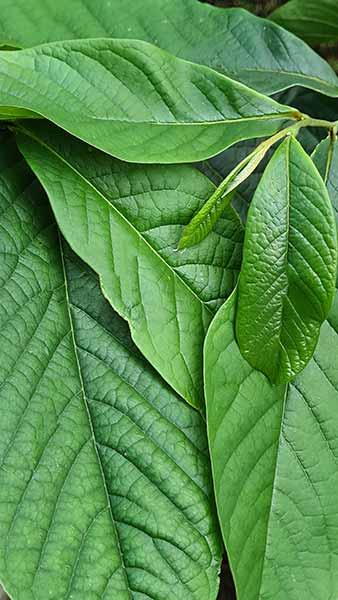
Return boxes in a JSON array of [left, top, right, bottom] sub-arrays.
[[236, 135, 337, 383], [205, 286, 338, 600], [271, 0, 338, 45], [0, 134, 222, 600], [0, 38, 298, 164], [17, 122, 244, 408], [1, 1, 338, 98]]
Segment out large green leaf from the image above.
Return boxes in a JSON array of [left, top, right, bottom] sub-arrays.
[[0, 39, 297, 164], [205, 132, 338, 600], [271, 0, 338, 45], [1, 1, 338, 98], [0, 133, 222, 600], [16, 122, 244, 408], [236, 135, 337, 383], [205, 287, 338, 600]]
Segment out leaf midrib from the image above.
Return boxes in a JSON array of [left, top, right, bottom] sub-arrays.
[[58, 234, 132, 599]]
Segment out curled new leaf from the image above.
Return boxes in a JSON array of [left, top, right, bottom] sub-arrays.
[[236, 135, 337, 383], [179, 127, 291, 249]]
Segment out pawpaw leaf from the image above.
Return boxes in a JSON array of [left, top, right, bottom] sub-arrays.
[[271, 0, 338, 45], [0, 132, 222, 600], [205, 286, 338, 600], [1, 1, 338, 97], [0, 38, 297, 163], [16, 122, 244, 408], [236, 135, 337, 383]]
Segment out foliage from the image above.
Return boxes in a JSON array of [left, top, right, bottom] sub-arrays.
[[0, 2, 337, 600]]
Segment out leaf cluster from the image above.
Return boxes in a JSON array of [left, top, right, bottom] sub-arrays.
[[0, 2, 338, 600]]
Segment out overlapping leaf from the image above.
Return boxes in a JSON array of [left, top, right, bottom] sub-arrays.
[[205, 133, 338, 600], [0, 133, 222, 600], [236, 135, 337, 383], [1, 1, 338, 97], [271, 0, 338, 45], [205, 288, 338, 600], [0, 39, 298, 163], [16, 122, 244, 408]]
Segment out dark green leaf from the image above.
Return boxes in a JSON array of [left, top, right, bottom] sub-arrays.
[[1, 1, 338, 97], [271, 0, 338, 45], [236, 135, 337, 383], [0, 134, 222, 600]]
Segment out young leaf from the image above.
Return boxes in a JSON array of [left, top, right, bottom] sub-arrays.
[[271, 0, 338, 45], [0, 39, 298, 164], [236, 135, 337, 383], [16, 122, 244, 408], [0, 134, 222, 600], [205, 287, 338, 600], [1, 1, 338, 98], [179, 127, 290, 249]]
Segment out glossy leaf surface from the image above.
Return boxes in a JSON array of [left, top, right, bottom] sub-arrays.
[[271, 0, 338, 45], [17, 122, 244, 408], [205, 288, 338, 600], [1, 1, 338, 97], [236, 135, 337, 383], [0, 134, 222, 600], [0, 39, 296, 164]]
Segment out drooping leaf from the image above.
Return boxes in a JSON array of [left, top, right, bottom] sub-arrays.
[[236, 135, 337, 383], [1, 1, 338, 98], [0, 39, 297, 164], [205, 286, 338, 600], [271, 0, 338, 45], [16, 122, 244, 408], [0, 133, 222, 600]]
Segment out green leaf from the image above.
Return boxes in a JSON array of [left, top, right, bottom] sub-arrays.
[[205, 286, 338, 600], [0, 133, 222, 600], [312, 136, 338, 227], [0, 39, 297, 164], [271, 0, 338, 45], [16, 122, 244, 408], [179, 127, 291, 249], [236, 135, 337, 383], [1, 1, 338, 97]]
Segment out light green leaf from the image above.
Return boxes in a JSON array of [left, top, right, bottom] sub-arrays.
[[236, 135, 337, 383], [179, 127, 290, 249], [1, 1, 338, 98], [271, 0, 338, 45], [0, 38, 297, 164], [16, 122, 244, 408], [205, 286, 338, 600], [0, 133, 222, 600]]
